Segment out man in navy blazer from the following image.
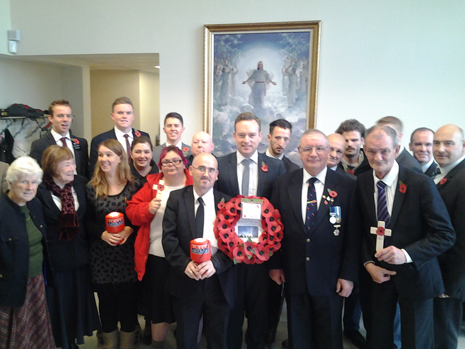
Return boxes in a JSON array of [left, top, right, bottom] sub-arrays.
[[162, 153, 235, 348], [358, 125, 455, 349], [215, 112, 285, 349], [30, 99, 89, 178], [269, 129, 360, 348], [432, 124, 465, 349], [409, 127, 440, 178], [89, 97, 149, 174]]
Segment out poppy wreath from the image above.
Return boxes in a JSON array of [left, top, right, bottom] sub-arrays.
[[214, 195, 284, 264]]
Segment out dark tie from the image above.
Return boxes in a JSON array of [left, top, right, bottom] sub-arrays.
[[241, 158, 251, 196], [377, 181, 391, 227], [305, 177, 318, 233], [61, 137, 68, 148], [195, 197, 205, 238], [123, 134, 132, 163]]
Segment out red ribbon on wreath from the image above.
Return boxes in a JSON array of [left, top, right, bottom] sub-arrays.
[[214, 195, 284, 264]]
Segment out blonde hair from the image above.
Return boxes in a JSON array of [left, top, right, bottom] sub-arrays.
[[89, 139, 133, 198]]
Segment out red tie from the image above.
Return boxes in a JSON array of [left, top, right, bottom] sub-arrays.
[[124, 134, 132, 163], [61, 137, 68, 148]]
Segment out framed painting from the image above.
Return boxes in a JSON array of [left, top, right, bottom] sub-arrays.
[[204, 21, 321, 157]]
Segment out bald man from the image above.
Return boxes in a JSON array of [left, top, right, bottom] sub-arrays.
[[187, 131, 215, 166], [328, 133, 356, 180], [433, 124, 465, 349]]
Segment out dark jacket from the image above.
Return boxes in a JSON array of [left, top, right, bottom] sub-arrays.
[[0, 196, 52, 307]]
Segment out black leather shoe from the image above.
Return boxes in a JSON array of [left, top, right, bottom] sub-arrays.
[[281, 338, 289, 348], [344, 330, 366, 348]]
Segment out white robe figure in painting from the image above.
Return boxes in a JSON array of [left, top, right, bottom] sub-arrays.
[[242, 61, 277, 109], [219, 66, 231, 106], [287, 67, 299, 108]]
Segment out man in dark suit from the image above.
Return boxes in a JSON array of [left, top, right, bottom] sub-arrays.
[[162, 153, 235, 348], [265, 119, 300, 173], [269, 129, 360, 348], [336, 119, 371, 176], [215, 112, 285, 349], [30, 99, 89, 178], [409, 127, 439, 177], [377, 116, 422, 172], [358, 125, 455, 349], [89, 97, 149, 174], [153, 112, 191, 169], [432, 124, 465, 349], [186, 131, 215, 167]]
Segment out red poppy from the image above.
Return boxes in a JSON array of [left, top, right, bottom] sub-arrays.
[[261, 163, 269, 172], [224, 201, 236, 215], [399, 183, 407, 193], [376, 227, 385, 236], [226, 236, 240, 250], [262, 200, 273, 217], [183, 146, 189, 153], [255, 245, 271, 261], [440, 178, 447, 185], [258, 233, 268, 244], [270, 240, 281, 251], [273, 231, 283, 241], [244, 242, 255, 257], [329, 190, 337, 198], [233, 246, 246, 263], [157, 184, 165, 191], [234, 198, 242, 211], [217, 201, 225, 210], [134, 130, 141, 137], [348, 169, 354, 175], [72, 138, 80, 145]]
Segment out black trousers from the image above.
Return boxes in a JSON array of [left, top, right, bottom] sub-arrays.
[[287, 290, 343, 349], [173, 275, 230, 349], [434, 297, 463, 349], [227, 263, 269, 349]]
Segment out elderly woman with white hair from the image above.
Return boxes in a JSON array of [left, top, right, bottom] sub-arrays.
[[0, 156, 55, 349]]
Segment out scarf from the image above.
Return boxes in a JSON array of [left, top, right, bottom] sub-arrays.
[[43, 177, 79, 241]]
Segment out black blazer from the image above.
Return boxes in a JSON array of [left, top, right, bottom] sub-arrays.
[[30, 133, 89, 179], [89, 128, 150, 175], [162, 186, 236, 307], [36, 175, 90, 272], [270, 168, 360, 296], [396, 148, 422, 172], [215, 152, 285, 198], [424, 161, 440, 178], [436, 159, 465, 301], [0, 196, 52, 307], [357, 165, 455, 299]]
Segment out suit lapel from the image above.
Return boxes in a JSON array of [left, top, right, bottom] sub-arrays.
[[257, 153, 266, 196], [184, 186, 197, 239], [229, 153, 240, 195], [390, 168, 407, 228], [45, 133, 56, 146], [311, 170, 335, 232], [287, 170, 306, 235]]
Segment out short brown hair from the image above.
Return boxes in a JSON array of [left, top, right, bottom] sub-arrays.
[[41, 145, 74, 179], [112, 97, 133, 112], [377, 116, 403, 132], [49, 99, 71, 116], [235, 112, 261, 132]]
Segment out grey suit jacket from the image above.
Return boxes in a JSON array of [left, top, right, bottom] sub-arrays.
[[396, 148, 422, 173], [153, 142, 191, 170]]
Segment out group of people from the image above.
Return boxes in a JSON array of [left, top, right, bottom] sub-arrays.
[[0, 95, 464, 349]]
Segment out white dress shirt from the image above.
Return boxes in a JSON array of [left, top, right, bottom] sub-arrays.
[[194, 187, 218, 254], [114, 127, 133, 153], [301, 167, 327, 224]]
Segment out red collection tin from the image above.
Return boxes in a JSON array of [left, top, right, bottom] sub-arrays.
[[190, 238, 211, 264]]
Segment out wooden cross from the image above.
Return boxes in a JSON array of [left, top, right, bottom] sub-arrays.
[[370, 221, 392, 252], [154, 179, 165, 200]]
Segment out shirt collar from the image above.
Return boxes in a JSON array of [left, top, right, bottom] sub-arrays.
[[303, 166, 327, 186], [51, 129, 70, 141], [114, 126, 132, 138], [438, 153, 465, 177], [237, 150, 258, 165], [265, 148, 283, 160], [372, 161, 399, 187], [421, 158, 435, 173], [193, 187, 215, 205]]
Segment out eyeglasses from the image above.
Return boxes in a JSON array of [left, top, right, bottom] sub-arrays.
[[55, 114, 75, 119], [191, 166, 217, 174], [299, 146, 328, 154], [161, 159, 183, 167]]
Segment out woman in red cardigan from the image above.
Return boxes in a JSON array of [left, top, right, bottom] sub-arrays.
[[127, 145, 193, 349]]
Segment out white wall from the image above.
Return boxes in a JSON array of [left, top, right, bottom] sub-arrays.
[[139, 71, 160, 143], [0, 0, 11, 55], [6, 0, 465, 148]]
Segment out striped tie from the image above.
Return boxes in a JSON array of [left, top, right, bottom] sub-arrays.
[[377, 181, 390, 227], [305, 177, 318, 233]]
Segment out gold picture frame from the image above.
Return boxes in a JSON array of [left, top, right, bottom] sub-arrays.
[[204, 21, 321, 156]]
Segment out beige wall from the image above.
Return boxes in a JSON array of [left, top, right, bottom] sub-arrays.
[[139, 71, 160, 143], [2, 0, 465, 148]]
